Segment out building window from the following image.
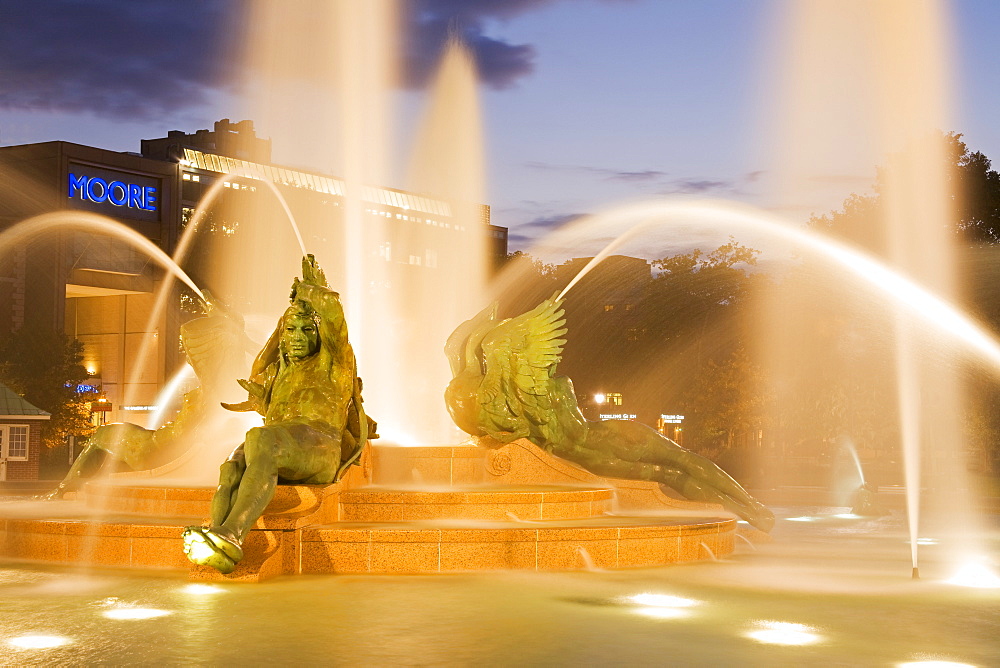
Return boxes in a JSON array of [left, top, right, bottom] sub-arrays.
[[604, 304, 615, 312], [1, 425, 29, 460], [606, 392, 623, 406]]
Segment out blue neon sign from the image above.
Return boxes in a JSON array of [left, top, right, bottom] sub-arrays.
[[68, 173, 158, 211]]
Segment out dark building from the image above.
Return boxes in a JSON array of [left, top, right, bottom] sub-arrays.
[[0, 120, 505, 431], [141, 118, 272, 164]]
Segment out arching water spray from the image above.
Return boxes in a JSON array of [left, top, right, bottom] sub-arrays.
[[148, 364, 195, 430], [841, 437, 866, 487], [175, 170, 307, 263], [534, 199, 1000, 370], [0, 213, 206, 303], [121, 169, 307, 415]]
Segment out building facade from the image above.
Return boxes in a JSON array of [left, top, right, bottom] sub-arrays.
[[0, 119, 505, 427]]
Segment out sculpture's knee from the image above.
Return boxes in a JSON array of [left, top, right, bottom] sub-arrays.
[[244, 427, 279, 465]]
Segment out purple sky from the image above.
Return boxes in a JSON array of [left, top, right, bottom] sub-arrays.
[[1, 0, 997, 253]]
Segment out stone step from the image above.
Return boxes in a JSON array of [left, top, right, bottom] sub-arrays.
[[337, 485, 615, 522], [2, 511, 737, 580], [298, 515, 735, 574]]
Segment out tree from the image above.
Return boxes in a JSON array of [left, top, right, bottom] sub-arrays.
[[810, 132, 1000, 251], [0, 327, 96, 448], [637, 239, 769, 453]]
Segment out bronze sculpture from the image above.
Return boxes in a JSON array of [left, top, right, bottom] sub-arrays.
[[183, 255, 375, 573], [445, 295, 774, 532], [42, 294, 249, 499]]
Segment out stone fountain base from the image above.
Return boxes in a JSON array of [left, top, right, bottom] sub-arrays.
[[0, 440, 745, 582]]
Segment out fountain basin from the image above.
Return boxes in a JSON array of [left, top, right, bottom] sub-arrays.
[[1, 440, 741, 581]]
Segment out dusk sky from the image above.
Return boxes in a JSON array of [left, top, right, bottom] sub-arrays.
[[1, 0, 998, 252]]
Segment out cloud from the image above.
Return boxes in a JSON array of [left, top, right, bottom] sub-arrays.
[[662, 178, 736, 195], [403, 16, 536, 90], [0, 0, 241, 119], [521, 212, 585, 230], [505, 211, 587, 250], [608, 170, 668, 182], [660, 170, 772, 196], [403, 0, 556, 90], [404, 0, 630, 90], [525, 161, 669, 183]]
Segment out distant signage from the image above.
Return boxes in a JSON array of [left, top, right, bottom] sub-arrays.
[[660, 414, 685, 423], [600, 413, 637, 420], [66, 163, 162, 223], [69, 173, 158, 211], [90, 400, 112, 413], [75, 384, 98, 394]]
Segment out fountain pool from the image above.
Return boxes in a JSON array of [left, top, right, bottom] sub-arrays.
[[1, 504, 997, 665]]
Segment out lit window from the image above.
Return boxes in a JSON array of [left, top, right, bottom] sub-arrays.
[[607, 392, 623, 406], [604, 304, 615, 312]]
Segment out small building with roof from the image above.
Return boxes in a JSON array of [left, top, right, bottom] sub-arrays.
[[0, 382, 50, 481]]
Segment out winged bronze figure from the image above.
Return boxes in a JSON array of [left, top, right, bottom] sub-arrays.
[[445, 294, 774, 532]]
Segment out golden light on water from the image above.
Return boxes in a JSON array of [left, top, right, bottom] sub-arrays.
[[633, 607, 691, 620], [745, 621, 822, 646], [628, 593, 698, 608], [626, 593, 700, 619], [182, 583, 226, 595], [8, 635, 73, 649], [897, 662, 977, 668], [103, 607, 173, 620], [944, 561, 1000, 589]]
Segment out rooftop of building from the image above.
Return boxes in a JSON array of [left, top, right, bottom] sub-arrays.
[[0, 383, 50, 418]]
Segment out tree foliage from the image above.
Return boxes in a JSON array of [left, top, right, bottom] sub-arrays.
[[0, 328, 96, 448], [810, 132, 1000, 251], [503, 239, 771, 458], [638, 239, 768, 450]]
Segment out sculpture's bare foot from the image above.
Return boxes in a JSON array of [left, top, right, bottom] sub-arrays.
[[182, 526, 243, 574]]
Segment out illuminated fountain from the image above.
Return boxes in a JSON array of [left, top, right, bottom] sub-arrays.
[[0, 3, 748, 581], [0, 0, 999, 663]]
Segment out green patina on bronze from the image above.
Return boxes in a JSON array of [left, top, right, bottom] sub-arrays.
[[183, 255, 376, 574], [43, 292, 251, 500], [445, 294, 775, 533]]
